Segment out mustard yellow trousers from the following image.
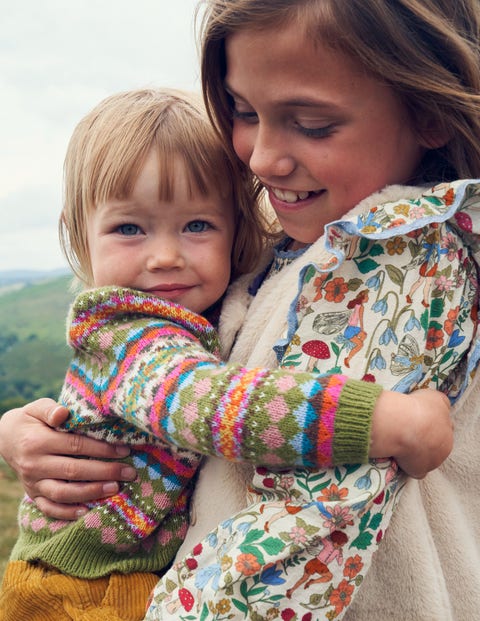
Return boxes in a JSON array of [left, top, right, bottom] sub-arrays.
[[0, 561, 159, 620]]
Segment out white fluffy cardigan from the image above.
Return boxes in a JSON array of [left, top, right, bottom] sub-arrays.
[[175, 185, 480, 620]]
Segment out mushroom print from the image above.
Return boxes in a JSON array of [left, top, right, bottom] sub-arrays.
[[301, 340, 331, 371], [165, 587, 195, 614]]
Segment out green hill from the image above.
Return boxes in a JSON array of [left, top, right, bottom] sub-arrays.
[[0, 275, 75, 414]]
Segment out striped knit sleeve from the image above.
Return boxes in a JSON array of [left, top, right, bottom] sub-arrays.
[[89, 325, 380, 469], [67, 287, 382, 468]]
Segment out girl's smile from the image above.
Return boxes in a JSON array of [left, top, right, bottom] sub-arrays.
[[225, 21, 431, 244], [269, 187, 323, 204]]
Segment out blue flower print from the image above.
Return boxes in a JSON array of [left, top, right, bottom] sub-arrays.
[[236, 521, 252, 536], [372, 298, 388, 315], [379, 326, 398, 346], [355, 473, 373, 490], [448, 329, 466, 347], [260, 563, 286, 586], [404, 315, 422, 332], [206, 532, 218, 548], [366, 274, 381, 291], [370, 353, 387, 370]]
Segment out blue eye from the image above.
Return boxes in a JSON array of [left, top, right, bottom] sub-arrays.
[[118, 224, 140, 236], [185, 220, 210, 233]]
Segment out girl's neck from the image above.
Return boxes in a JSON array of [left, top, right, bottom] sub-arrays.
[[287, 239, 309, 252]]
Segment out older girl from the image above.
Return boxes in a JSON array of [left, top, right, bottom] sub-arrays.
[[143, 1, 480, 619]]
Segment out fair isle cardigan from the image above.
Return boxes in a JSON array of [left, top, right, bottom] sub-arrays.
[[10, 287, 381, 578]]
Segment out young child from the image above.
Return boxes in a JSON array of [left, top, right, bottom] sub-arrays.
[[0, 88, 441, 621], [140, 1, 480, 619]]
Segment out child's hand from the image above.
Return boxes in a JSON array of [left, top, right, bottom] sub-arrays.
[[370, 389, 453, 479]]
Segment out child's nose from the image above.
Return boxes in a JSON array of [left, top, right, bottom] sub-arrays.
[[146, 240, 185, 270], [249, 125, 296, 179]]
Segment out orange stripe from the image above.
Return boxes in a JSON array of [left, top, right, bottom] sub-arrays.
[[218, 368, 261, 458]]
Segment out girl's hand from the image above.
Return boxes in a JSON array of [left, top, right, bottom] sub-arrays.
[[0, 398, 136, 520], [370, 389, 453, 479]]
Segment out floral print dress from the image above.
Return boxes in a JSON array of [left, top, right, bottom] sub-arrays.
[[144, 180, 480, 621]]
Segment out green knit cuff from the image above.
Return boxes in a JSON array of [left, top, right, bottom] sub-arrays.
[[332, 379, 383, 465]]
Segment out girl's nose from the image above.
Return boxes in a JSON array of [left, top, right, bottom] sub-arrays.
[[248, 125, 296, 179]]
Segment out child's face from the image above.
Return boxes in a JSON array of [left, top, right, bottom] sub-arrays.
[[86, 150, 235, 314], [225, 21, 429, 247]]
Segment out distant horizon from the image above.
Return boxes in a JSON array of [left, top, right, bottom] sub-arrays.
[[0, 267, 70, 276], [0, 268, 72, 290]]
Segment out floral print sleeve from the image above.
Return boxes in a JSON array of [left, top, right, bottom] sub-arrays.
[[279, 179, 480, 398], [144, 180, 480, 621]]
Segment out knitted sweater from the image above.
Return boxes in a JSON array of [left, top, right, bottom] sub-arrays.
[[11, 287, 381, 579]]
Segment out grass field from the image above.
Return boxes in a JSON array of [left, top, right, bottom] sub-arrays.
[[0, 275, 73, 577], [0, 275, 73, 414], [0, 459, 23, 579]]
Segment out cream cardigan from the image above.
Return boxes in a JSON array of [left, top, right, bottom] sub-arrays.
[[175, 185, 480, 620]]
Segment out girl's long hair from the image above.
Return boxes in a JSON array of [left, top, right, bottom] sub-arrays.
[[199, 0, 480, 183]]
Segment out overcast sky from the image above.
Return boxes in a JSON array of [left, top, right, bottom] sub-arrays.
[[1, 0, 200, 272]]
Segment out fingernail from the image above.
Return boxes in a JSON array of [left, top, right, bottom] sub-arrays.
[[75, 507, 88, 518], [115, 446, 130, 457], [102, 482, 119, 494], [120, 467, 137, 480], [48, 405, 67, 425]]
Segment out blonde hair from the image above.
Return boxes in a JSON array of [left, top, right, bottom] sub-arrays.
[[61, 88, 268, 286], [199, 0, 480, 182]]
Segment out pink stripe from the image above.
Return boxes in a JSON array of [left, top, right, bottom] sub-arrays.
[[318, 375, 348, 461], [212, 368, 268, 458], [149, 357, 199, 437], [103, 324, 193, 405], [65, 371, 103, 411]]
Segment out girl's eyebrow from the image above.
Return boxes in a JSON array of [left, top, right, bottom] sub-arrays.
[[224, 81, 343, 112]]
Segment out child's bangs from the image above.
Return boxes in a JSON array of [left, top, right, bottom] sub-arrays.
[[89, 116, 160, 207], [151, 113, 233, 203], [90, 93, 232, 205]]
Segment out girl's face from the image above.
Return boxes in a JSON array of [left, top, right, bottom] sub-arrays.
[[87, 149, 235, 314], [225, 21, 430, 247]]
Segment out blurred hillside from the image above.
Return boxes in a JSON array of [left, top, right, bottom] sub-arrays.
[[0, 272, 74, 415]]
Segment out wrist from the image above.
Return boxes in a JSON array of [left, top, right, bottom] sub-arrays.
[[369, 391, 413, 459]]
